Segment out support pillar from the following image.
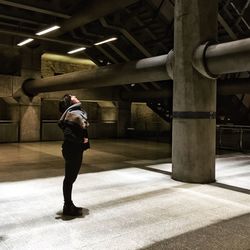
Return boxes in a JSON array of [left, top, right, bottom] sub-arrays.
[[117, 101, 131, 137], [19, 48, 42, 142], [172, 0, 218, 183], [19, 97, 41, 142]]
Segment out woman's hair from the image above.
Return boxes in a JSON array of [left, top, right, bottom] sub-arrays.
[[59, 94, 72, 113]]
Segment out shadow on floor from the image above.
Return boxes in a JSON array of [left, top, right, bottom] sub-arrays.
[[139, 213, 250, 250], [0, 157, 171, 182], [0, 161, 161, 182], [55, 208, 90, 221], [139, 166, 171, 176], [0, 235, 7, 242], [211, 182, 250, 194]]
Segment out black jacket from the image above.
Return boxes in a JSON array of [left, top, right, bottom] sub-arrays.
[[58, 103, 90, 150]]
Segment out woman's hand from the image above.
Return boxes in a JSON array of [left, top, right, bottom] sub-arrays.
[[83, 138, 89, 144]]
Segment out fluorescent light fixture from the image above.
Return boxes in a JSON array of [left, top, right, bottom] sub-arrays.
[[17, 38, 34, 46], [94, 37, 117, 46], [67, 47, 86, 54], [36, 25, 60, 36]]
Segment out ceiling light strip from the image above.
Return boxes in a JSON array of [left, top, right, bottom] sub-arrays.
[[36, 25, 60, 36], [94, 37, 117, 46], [67, 47, 86, 54], [17, 38, 34, 46]]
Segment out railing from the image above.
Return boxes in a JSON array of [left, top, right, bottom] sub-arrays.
[[127, 123, 250, 148], [216, 124, 250, 151]]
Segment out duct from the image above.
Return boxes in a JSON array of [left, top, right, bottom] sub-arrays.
[[193, 38, 250, 77], [52, 0, 138, 37], [23, 54, 170, 96], [206, 38, 250, 75], [23, 38, 250, 96]]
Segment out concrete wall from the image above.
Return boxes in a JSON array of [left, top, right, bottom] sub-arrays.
[[0, 122, 18, 142], [0, 50, 104, 142], [0, 98, 8, 120], [41, 53, 96, 77], [41, 99, 100, 122], [0, 98, 19, 142], [131, 103, 170, 131]]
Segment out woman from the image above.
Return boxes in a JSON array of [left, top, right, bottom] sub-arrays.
[[58, 94, 90, 216]]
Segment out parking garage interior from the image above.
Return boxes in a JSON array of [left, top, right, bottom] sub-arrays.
[[0, 0, 250, 249]]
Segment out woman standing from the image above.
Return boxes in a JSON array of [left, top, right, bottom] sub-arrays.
[[58, 94, 90, 216]]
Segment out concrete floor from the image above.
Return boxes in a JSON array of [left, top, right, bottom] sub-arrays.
[[0, 139, 249, 250]]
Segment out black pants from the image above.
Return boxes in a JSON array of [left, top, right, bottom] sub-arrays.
[[62, 141, 84, 206]]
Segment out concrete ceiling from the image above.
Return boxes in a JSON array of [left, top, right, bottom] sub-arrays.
[[0, 0, 250, 91]]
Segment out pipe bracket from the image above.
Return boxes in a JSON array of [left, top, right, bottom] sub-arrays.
[[173, 111, 216, 119], [166, 49, 174, 80], [192, 41, 218, 79]]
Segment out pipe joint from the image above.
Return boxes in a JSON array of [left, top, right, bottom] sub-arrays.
[[22, 78, 36, 97], [166, 49, 174, 80], [192, 41, 218, 79]]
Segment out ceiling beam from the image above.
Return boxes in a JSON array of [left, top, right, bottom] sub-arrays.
[[100, 17, 152, 57], [50, 0, 138, 37], [0, 28, 90, 47], [218, 14, 237, 40], [0, 13, 47, 25], [0, 0, 71, 19]]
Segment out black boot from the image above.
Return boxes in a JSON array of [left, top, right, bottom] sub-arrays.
[[63, 203, 83, 216], [72, 204, 83, 213]]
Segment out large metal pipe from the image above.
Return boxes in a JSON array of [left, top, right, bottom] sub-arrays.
[[24, 38, 250, 96], [121, 79, 250, 101], [193, 38, 250, 77], [23, 54, 170, 96], [206, 38, 250, 75]]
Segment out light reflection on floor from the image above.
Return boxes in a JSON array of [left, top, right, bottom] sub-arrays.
[[0, 140, 249, 250]]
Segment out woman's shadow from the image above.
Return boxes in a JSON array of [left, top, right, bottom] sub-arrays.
[[55, 208, 90, 221]]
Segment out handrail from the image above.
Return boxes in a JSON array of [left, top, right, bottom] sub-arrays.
[[216, 124, 250, 129]]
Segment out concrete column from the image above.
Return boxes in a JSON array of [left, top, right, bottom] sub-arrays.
[[172, 0, 218, 183], [117, 101, 131, 137], [19, 97, 41, 142], [19, 48, 42, 142]]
